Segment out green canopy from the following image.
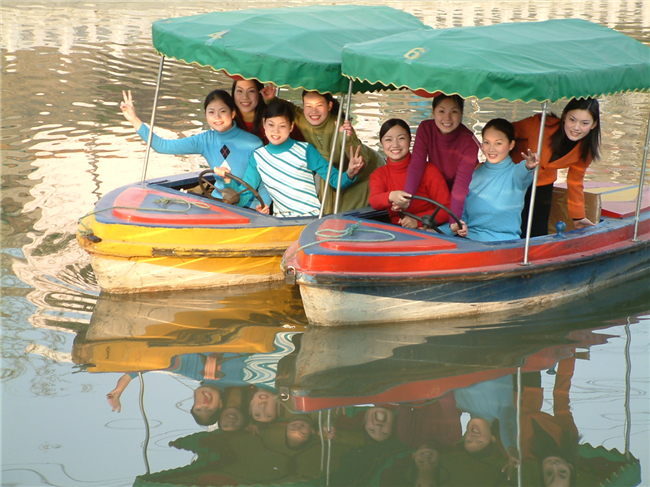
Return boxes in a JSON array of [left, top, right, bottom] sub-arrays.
[[341, 19, 650, 102], [152, 5, 430, 94]]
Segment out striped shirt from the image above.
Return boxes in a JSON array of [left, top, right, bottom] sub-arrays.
[[238, 139, 356, 217]]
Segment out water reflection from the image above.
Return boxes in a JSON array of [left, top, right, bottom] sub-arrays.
[[2, 1, 649, 485], [65, 279, 647, 487]]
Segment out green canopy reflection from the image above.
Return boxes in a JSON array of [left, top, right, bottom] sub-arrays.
[[341, 19, 650, 102], [152, 5, 430, 94]]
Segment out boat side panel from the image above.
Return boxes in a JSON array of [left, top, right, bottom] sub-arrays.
[[298, 242, 650, 325]]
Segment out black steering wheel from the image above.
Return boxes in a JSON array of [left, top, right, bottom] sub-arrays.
[[198, 169, 266, 208], [400, 195, 463, 234]]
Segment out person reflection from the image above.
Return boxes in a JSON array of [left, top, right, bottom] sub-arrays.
[[519, 355, 580, 486], [329, 405, 406, 485], [106, 352, 275, 427], [435, 374, 519, 485], [365, 406, 398, 442], [378, 442, 443, 487], [218, 386, 251, 432]]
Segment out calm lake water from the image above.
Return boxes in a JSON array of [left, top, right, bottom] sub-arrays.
[[1, 1, 649, 486]]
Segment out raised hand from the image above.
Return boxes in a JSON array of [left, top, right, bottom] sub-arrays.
[[120, 90, 142, 130], [521, 149, 540, 170], [346, 145, 365, 178], [260, 83, 276, 102]]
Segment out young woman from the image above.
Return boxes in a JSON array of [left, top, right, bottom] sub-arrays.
[[395, 94, 480, 222], [214, 100, 364, 217], [369, 118, 450, 229], [231, 78, 304, 145], [119, 89, 270, 207], [451, 118, 539, 241], [513, 97, 601, 236]]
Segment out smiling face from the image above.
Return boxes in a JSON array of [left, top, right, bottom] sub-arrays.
[[542, 456, 573, 487], [302, 92, 332, 127], [192, 386, 222, 423], [249, 390, 277, 423], [219, 407, 245, 432], [563, 108, 597, 142], [286, 419, 314, 448], [263, 115, 293, 145], [463, 417, 495, 453], [205, 98, 236, 132], [233, 80, 260, 115], [381, 124, 411, 163], [433, 97, 462, 134], [482, 127, 515, 164], [364, 407, 395, 442], [413, 445, 439, 471]]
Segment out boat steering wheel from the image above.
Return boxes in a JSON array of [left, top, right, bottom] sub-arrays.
[[198, 169, 266, 208], [400, 195, 463, 234]]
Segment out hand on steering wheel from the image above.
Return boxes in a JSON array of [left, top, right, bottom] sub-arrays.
[[198, 169, 266, 208], [399, 195, 462, 234]]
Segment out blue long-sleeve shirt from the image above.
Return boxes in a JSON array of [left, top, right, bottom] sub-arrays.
[[462, 156, 533, 242], [136, 123, 270, 207]]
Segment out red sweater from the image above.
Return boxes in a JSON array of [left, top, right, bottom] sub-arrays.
[[369, 153, 451, 226]]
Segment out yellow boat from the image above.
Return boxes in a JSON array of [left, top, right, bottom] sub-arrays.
[[77, 173, 317, 293]]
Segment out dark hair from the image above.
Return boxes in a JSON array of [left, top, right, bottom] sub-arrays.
[[264, 99, 295, 124], [531, 419, 579, 486], [191, 407, 220, 427], [231, 79, 266, 137], [432, 94, 465, 113], [380, 118, 412, 141], [550, 97, 601, 161], [203, 89, 237, 113], [302, 90, 342, 118], [483, 118, 515, 143]]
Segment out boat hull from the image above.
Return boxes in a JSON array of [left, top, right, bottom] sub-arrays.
[[286, 206, 650, 325], [77, 172, 312, 293]]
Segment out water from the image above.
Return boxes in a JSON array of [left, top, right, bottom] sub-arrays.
[[1, 1, 649, 486]]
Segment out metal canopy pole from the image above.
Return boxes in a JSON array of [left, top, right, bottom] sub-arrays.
[[138, 372, 151, 475], [140, 55, 165, 186], [516, 367, 522, 487], [523, 101, 549, 265], [624, 319, 632, 462], [633, 109, 650, 241], [334, 78, 355, 214], [319, 89, 347, 218]]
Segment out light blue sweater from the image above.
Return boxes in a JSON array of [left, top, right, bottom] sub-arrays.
[[462, 156, 534, 242], [137, 123, 270, 207]]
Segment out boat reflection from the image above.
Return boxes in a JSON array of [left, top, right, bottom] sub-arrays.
[[73, 282, 306, 373], [72, 279, 644, 486]]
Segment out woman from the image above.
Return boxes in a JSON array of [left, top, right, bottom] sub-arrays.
[[397, 94, 480, 226], [513, 97, 601, 236], [232, 78, 304, 145]]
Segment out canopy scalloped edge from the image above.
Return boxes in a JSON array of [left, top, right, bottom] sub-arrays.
[[345, 75, 650, 103], [155, 50, 388, 96]]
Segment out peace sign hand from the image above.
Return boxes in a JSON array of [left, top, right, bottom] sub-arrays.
[[346, 145, 365, 179], [120, 90, 142, 130]]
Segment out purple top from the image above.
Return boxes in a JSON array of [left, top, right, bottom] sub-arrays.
[[404, 120, 480, 217]]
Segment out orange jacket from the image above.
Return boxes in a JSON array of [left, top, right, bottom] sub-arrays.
[[513, 114, 592, 219]]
